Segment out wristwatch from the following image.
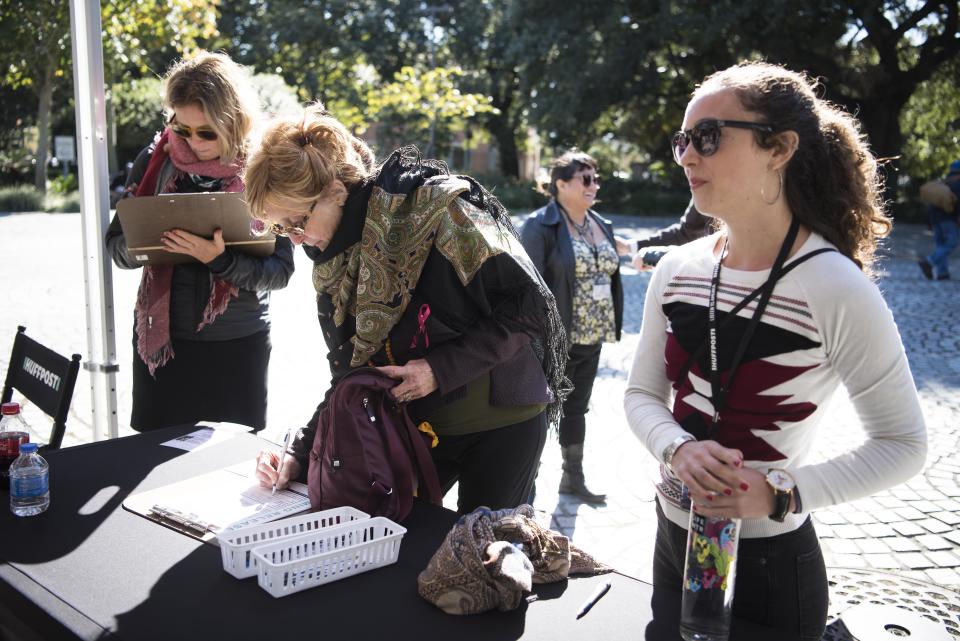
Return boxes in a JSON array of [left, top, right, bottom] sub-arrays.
[[662, 434, 695, 476], [766, 468, 796, 522]]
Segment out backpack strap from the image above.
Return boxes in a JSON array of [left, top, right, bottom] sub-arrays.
[[401, 417, 442, 504]]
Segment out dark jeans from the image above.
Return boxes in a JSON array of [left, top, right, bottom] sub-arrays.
[[559, 343, 602, 447], [654, 500, 828, 641], [432, 412, 547, 514], [928, 217, 959, 278]]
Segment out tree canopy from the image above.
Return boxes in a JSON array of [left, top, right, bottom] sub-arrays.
[[1, 0, 958, 201]]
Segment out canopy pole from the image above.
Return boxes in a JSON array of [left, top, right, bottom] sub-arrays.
[[70, 0, 119, 440]]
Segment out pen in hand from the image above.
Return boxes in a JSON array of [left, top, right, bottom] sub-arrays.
[[271, 429, 292, 496], [575, 580, 612, 619]]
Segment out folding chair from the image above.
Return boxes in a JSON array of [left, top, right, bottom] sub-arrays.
[[2, 326, 81, 452]]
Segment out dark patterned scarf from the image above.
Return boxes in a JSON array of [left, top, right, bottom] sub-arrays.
[[312, 147, 570, 424], [417, 505, 612, 615], [133, 129, 244, 375]]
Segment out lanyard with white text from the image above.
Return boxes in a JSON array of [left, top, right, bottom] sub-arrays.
[[706, 216, 801, 437]]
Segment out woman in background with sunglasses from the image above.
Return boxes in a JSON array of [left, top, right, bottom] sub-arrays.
[[247, 104, 568, 514], [520, 150, 634, 503], [624, 62, 926, 639], [105, 51, 294, 432]]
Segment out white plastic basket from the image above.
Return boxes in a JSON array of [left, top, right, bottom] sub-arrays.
[[217, 506, 369, 579], [252, 516, 407, 598]]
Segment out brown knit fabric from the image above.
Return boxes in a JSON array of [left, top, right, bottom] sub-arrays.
[[417, 504, 612, 615]]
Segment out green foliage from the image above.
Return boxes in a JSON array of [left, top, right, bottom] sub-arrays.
[[471, 172, 688, 215], [111, 77, 164, 166], [595, 177, 690, 216], [0, 143, 34, 187], [900, 58, 960, 182], [101, 0, 219, 81], [43, 190, 81, 213], [0, 185, 43, 212], [471, 173, 549, 212], [366, 66, 497, 157], [48, 173, 77, 194], [0, 184, 81, 213], [214, 1, 380, 133], [515, 0, 960, 189]]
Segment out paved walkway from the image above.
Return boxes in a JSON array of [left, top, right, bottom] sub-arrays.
[[1, 211, 958, 591]]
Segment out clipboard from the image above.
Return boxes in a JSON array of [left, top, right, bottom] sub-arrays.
[[116, 191, 276, 265], [123, 465, 311, 543]]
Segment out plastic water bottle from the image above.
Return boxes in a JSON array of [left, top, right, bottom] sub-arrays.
[[0, 401, 31, 490], [679, 510, 741, 641], [9, 442, 49, 517]]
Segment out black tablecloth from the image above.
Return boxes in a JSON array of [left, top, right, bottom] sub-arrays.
[[0, 426, 786, 640]]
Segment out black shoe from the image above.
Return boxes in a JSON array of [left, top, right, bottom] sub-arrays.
[[937, 273, 951, 281], [918, 259, 934, 280]]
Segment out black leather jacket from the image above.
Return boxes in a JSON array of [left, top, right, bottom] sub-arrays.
[[520, 201, 624, 342]]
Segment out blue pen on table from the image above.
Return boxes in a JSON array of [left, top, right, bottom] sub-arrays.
[[575, 580, 612, 619], [271, 429, 292, 496]]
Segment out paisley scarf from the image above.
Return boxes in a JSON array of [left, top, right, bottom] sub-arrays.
[[417, 504, 612, 615], [312, 148, 571, 424]]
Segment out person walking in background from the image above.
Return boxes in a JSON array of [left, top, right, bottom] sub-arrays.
[[630, 198, 712, 270], [521, 150, 633, 503], [247, 104, 568, 514], [624, 62, 926, 639], [918, 160, 960, 281], [105, 51, 295, 432]]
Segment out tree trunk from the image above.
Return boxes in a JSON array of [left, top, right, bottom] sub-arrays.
[[34, 69, 54, 192], [857, 91, 911, 203], [480, 65, 521, 178], [487, 112, 520, 178]]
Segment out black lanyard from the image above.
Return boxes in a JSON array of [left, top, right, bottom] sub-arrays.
[[559, 203, 600, 269], [706, 216, 801, 436]]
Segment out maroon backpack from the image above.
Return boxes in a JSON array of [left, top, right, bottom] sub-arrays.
[[307, 368, 443, 522]]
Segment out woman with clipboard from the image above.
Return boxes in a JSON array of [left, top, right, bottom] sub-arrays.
[[105, 52, 295, 432]]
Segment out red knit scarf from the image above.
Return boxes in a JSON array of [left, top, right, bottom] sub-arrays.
[[134, 128, 244, 375]]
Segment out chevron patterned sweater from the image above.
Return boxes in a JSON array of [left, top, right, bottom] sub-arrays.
[[624, 231, 927, 539]]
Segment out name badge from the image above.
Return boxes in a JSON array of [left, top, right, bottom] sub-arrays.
[[592, 283, 611, 300]]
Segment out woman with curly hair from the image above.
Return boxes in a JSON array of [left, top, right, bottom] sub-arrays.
[[624, 62, 926, 639]]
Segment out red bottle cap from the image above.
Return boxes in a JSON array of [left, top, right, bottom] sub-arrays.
[[1, 402, 20, 415]]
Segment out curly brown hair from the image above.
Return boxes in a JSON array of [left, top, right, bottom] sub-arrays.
[[696, 62, 891, 275]]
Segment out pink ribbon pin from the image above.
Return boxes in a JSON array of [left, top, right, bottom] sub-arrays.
[[410, 304, 431, 350]]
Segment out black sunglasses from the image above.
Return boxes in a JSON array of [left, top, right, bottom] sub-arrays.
[[671, 119, 774, 164], [579, 173, 601, 187], [168, 116, 219, 142]]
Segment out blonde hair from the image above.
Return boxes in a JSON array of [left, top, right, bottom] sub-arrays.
[[244, 103, 375, 219], [694, 62, 890, 275], [163, 50, 260, 165]]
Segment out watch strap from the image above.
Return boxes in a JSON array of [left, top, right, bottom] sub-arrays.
[[770, 489, 791, 522]]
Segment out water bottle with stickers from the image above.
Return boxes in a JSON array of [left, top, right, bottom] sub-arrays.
[[679, 509, 741, 641], [9, 443, 49, 517]]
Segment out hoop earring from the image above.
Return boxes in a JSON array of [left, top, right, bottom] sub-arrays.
[[761, 169, 783, 206]]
